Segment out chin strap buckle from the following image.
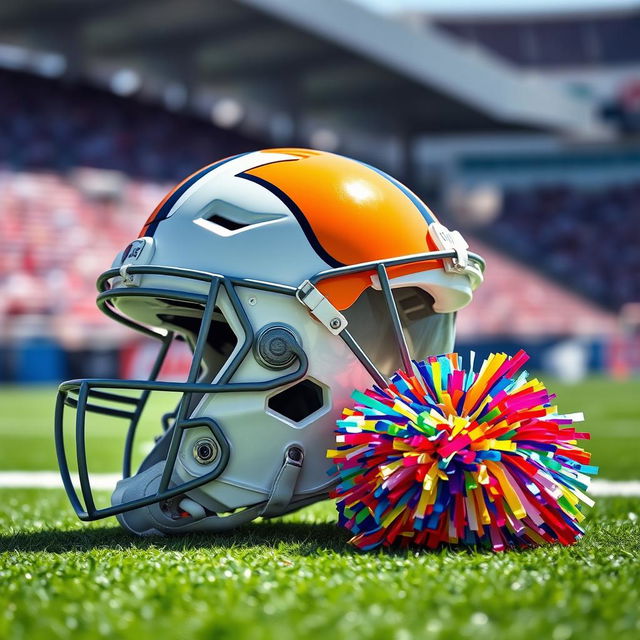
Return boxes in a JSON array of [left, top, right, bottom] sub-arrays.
[[118, 263, 138, 287], [296, 280, 347, 335]]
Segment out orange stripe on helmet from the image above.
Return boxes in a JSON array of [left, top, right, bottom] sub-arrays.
[[247, 150, 442, 309]]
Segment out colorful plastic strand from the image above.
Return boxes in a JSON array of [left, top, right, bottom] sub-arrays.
[[327, 351, 598, 552]]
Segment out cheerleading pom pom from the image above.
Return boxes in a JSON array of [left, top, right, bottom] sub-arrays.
[[327, 351, 598, 552]]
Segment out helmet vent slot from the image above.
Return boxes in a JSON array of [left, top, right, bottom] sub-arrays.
[[267, 380, 324, 423], [197, 199, 286, 235], [205, 214, 249, 232]]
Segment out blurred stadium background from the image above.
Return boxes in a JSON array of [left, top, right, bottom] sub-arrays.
[[0, 0, 638, 386], [0, 3, 639, 640]]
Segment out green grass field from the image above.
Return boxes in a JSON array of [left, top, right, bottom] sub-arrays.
[[0, 380, 639, 640]]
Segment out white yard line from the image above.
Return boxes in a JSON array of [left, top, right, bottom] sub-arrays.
[[589, 480, 640, 497], [0, 472, 638, 496], [0, 471, 121, 490]]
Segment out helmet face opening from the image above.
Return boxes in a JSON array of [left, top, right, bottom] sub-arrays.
[[118, 295, 241, 386]]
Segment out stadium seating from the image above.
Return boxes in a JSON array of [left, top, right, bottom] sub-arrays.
[[0, 68, 627, 353], [457, 239, 618, 338], [487, 183, 640, 310], [1, 69, 257, 182], [0, 168, 167, 343], [0, 66, 260, 356], [433, 11, 640, 67]]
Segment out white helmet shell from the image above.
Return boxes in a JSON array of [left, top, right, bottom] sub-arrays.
[[55, 148, 484, 535]]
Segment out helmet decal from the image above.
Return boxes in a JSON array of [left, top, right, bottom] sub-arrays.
[[238, 160, 345, 269], [241, 150, 437, 268]]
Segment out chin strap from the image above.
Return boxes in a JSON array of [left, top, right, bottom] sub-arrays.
[[261, 446, 304, 517], [115, 447, 305, 535]]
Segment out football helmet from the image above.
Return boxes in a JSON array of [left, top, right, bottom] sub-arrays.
[[55, 148, 484, 535]]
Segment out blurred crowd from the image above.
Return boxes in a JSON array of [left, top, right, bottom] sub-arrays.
[[491, 183, 640, 310], [0, 68, 634, 350], [0, 68, 257, 345], [0, 69, 256, 182], [0, 169, 166, 345]]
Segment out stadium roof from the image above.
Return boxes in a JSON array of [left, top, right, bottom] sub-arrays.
[[0, 0, 602, 139], [425, 6, 640, 68]]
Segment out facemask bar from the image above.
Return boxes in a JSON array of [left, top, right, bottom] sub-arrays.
[[308, 249, 485, 388], [55, 248, 483, 522], [55, 271, 308, 521]]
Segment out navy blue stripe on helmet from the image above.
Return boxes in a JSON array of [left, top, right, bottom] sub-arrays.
[[146, 152, 250, 237], [238, 168, 344, 269]]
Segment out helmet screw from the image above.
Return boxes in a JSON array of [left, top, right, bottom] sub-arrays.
[[193, 437, 218, 465], [248, 296, 257, 306], [330, 317, 341, 330], [288, 446, 304, 464]]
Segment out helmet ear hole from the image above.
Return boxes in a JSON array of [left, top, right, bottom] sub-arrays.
[[254, 324, 301, 370]]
